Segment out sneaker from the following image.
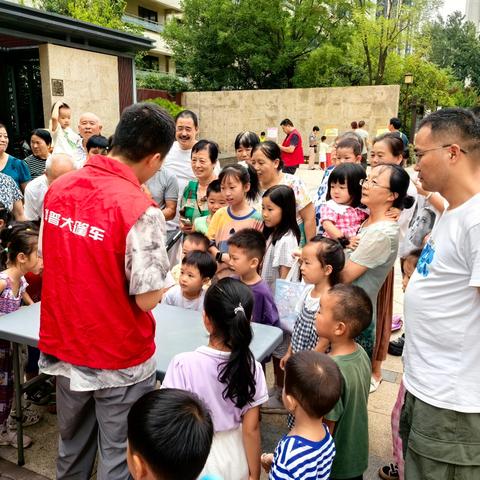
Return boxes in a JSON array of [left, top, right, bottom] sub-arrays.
[[378, 463, 399, 480], [0, 429, 32, 449], [261, 394, 287, 414], [388, 334, 405, 356], [7, 402, 42, 431]]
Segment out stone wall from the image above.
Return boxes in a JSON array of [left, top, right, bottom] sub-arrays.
[[39, 44, 120, 136], [182, 85, 400, 154]]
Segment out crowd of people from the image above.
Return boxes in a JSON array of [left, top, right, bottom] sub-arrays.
[[0, 101, 478, 480]]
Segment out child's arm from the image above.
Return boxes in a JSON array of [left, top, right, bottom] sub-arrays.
[[279, 343, 292, 370], [260, 453, 274, 473], [50, 101, 62, 132], [322, 219, 345, 240], [0, 280, 6, 295], [22, 291, 34, 306], [315, 337, 330, 354], [278, 265, 291, 279], [242, 406, 262, 480]]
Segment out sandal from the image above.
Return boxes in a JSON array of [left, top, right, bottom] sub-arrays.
[[369, 376, 382, 394], [7, 402, 42, 430], [379, 463, 399, 480]]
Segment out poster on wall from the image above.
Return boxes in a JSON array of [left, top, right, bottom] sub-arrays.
[[267, 127, 278, 140], [324, 128, 338, 137]]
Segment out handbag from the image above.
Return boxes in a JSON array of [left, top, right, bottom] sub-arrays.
[[274, 260, 306, 333]]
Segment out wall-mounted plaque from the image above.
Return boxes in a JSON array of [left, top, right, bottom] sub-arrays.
[[51, 79, 64, 96]]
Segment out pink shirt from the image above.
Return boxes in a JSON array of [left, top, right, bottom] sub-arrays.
[[162, 345, 268, 432]]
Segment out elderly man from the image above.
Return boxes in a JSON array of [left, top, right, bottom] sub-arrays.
[[24, 153, 76, 221], [74, 112, 102, 167], [39, 104, 174, 480], [402, 108, 480, 479]]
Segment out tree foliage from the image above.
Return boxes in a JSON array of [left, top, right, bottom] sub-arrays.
[[163, 0, 351, 90], [35, 0, 141, 33]]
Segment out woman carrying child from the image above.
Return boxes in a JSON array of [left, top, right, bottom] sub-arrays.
[[250, 141, 315, 244], [179, 140, 219, 232], [162, 278, 268, 480]]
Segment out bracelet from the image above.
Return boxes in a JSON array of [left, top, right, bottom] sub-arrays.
[[215, 252, 223, 263], [425, 192, 433, 200]]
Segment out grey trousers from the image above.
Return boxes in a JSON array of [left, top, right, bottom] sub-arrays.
[[56, 373, 156, 480]]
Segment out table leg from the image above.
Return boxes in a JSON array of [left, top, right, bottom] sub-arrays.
[[12, 342, 24, 466]]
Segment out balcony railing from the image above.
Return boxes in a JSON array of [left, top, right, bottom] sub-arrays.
[[122, 14, 164, 33]]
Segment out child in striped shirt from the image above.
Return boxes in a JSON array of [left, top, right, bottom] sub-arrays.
[[261, 351, 342, 479]]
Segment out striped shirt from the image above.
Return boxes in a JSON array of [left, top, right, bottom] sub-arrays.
[[24, 154, 47, 179], [270, 428, 336, 479]]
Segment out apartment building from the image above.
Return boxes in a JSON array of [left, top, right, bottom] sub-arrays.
[[465, 0, 480, 31]]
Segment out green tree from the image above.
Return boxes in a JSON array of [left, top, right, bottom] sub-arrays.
[[426, 11, 480, 93], [35, 0, 140, 33], [163, 0, 351, 90]]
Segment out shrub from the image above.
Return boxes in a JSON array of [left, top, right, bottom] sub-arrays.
[[142, 97, 184, 118], [136, 73, 190, 95]]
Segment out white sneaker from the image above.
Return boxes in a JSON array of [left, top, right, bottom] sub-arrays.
[[0, 428, 32, 449]]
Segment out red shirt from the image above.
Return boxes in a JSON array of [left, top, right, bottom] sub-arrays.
[[281, 129, 304, 167], [39, 155, 157, 370]]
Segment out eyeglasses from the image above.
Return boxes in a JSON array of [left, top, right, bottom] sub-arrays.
[[414, 144, 468, 161], [359, 179, 390, 190]]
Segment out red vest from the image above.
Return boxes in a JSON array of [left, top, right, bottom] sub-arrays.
[[39, 155, 157, 370], [281, 128, 304, 167]]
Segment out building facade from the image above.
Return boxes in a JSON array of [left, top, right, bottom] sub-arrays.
[[465, 0, 480, 31]]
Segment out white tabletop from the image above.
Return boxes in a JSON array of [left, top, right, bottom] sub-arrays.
[[0, 302, 283, 376]]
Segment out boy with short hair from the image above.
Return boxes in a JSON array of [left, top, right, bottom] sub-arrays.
[[162, 251, 217, 311], [261, 350, 342, 479], [315, 283, 373, 480], [193, 180, 226, 235], [319, 135, 329, 170], [86, 134, 109, 159], [335, 137, 362, 164], [227, 229, 279, 326], [127, 388, 213, 480]]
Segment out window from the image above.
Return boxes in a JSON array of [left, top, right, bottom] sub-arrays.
[[138, 6, 158, 23], [140, 55, 160, 71]]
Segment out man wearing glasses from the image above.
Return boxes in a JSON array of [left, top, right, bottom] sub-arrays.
[[402, 108, 480, 479]]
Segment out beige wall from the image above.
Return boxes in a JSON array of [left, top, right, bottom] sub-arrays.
[[39, 44, 120, 136], [182, 85, 400, 155]]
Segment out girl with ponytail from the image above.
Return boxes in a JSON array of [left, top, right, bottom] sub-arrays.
[[162, 278, 268, 480]]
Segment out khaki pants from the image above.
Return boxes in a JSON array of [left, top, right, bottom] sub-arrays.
[[400, 391, 480, 480], [308, 146, 317, 168]]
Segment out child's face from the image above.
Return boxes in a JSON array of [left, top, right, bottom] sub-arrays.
[[262, 196, 282, 228], [182, 239, 207, 258], [300, 243, 329, 285], [228, 245, 257, 278], [402, 256, 417, 291], [315, 291, 340, 340], [207, 191, 226, 216], [179, 264, 205, 297], [370, 140, 402, 168], [58, 107, 71, 129], [329, 181, 352, 206], [335, 147, 360, 164], [19, 246, 43, 275], [221, 176, 249, 207]]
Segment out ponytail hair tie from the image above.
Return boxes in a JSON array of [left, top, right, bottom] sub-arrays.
[[234, 303, 244, 315]]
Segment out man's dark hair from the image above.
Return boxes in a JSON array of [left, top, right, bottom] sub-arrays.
[[182, 251, 217, 279], [389, 117, 402, 130], [128, 389, 213, 480], [358, 120, 366, 128], [313, 126, 320, 132], [110, 103, 175, 162], [418, 107, 480, 157], [175, 109, 198, 128], [329, 284, 372, 338], [280, 118, 294, 127], [227, 228, 266, 262], [321, 135, 327, 141], [184, 232, 210, 251], [86, 135, 109, 152], [285, 351, 342, 418], [351, 121, 358, 129], [336, 136, 362, 156]]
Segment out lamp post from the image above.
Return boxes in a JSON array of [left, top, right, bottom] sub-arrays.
[[402, 73, 414, 130]]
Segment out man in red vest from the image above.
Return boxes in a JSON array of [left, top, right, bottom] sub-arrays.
[[38, 103, 175, 480], [279, 118, 304, 175]]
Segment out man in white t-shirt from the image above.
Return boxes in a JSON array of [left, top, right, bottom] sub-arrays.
[[402, 108, 480, 478], [162, 110, 198, 265], [24, 153, 76, 221]]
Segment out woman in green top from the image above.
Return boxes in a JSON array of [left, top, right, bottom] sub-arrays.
[[341, 164, 414, 359], [179, 140, 219, 233]]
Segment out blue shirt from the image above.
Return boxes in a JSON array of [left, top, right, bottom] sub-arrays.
[[1, 155, 31, 187], [270, 427, 335, 479]]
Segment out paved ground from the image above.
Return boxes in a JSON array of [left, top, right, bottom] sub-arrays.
[[0, 164, 405, 479]]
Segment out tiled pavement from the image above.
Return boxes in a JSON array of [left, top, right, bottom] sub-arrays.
[[0, 165, 407, 479]]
